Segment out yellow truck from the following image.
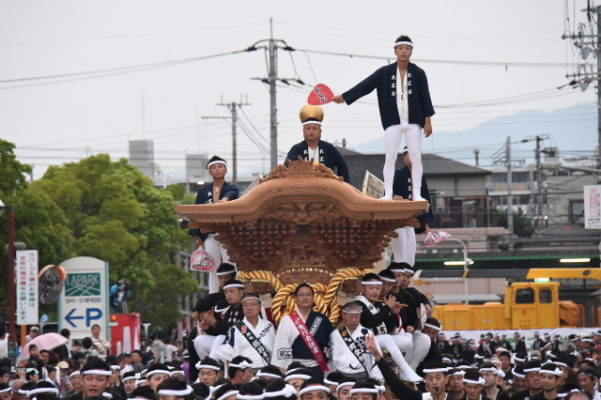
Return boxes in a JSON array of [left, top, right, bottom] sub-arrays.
[[431, 268, 593, 330]]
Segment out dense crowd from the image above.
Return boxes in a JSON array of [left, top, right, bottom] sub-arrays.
[[2, 260, 601, 400]]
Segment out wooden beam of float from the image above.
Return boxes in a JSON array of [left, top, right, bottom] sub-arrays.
[[177, 160, 429, 285]]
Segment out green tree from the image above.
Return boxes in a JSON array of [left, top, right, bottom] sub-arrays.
[[498, 207, 535, 237], [0, 140, 74, 321], [34, 155, 198, 327]]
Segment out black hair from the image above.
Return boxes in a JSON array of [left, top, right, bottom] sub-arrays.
[[30, 381, 58, 400], [190, 382, 210, 400], [129, 385, 158, 400], [211, 383, 236, 400], [293, 283, 313, 296], [361, 273, 381, 282], [82, 337, 93, 349], [394, 35, 413, 44]]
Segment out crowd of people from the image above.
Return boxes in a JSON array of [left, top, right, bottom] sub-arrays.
[[2, 260, 601, 400]]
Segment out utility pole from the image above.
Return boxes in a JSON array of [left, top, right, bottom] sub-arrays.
[[473, 149, 480, 166], [535, 135, 543, 226], [506, 137, 514, 252], [268, 18, 277, 170], [562, 5, 601, 169], [203, 96, 250, 185], [248, 18, 299, 169]]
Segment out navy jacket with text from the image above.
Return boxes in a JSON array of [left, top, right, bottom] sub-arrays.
[[342, 62, 435, 129], [188, 182, 239, 240], [285, 139, 350, 182]]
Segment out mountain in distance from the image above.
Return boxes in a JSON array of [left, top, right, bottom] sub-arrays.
[[353, 102, 596, 165]]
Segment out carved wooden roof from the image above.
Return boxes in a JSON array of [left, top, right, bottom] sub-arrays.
[[177, 160, 429, 284]]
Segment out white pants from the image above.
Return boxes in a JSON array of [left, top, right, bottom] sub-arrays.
[[390, 226, 416, 266], [193, 334, 216, 360], [390, 330, 431, 369], [192, 334, 225, 361], [375, 334, 420, 381], [383, 122, 423, 200], [406, 331, 432, 369], [204, 234, 232, 293]]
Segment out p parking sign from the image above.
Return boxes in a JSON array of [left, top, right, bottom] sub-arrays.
[[58, 257, 110, 341]]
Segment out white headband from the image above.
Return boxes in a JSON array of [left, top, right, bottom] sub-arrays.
[[342, 308, 362, 314], [237, 394, 264, 400], [146, 369, 172, 378], [302, 121, 322, 127], [540, 368, 563, 377], [223, 283, 244, 289], [256, 372, 281, 379], [452, 370, 466, 376], [298, 385, 330, 396], [464, 377, 485, 385], [424, 323, 441, 331], [479, 367, 498, 374], [81, 369, 112, 376], [0, 388, 11, 394], [69, 371, 80, 378], [110, 365, 120, 371], [195, 362, 220, 371], [207, 160, 227, 169], [216, 270, 236, 276], [361, 281, 382, 286], [122, 375, 139, 383], [512, 368, 525, 378], [323, 378, 337, 386], [216, 390, 239, 400], [524, 367, 541, 373], [263, 384, 297, 398], [157, 387, 193, 396], [285, 373, 312, 381], [214, 304, 230, 313], [393, 41, 414, 47], [350, 387, 379, 394], [229, 361, 253, 369], [403, 268, 415, 274], [337, 382, 355, 392], [379, 276, 396, 283], [423, 367, 449, 374], [241, 296, 262, 304], [27, 388, 60, 397]]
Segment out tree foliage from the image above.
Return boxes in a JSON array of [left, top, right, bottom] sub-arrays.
[[0, 142, 197, 328], [33, 155, 198, 327], [498, 207, 535, 237]]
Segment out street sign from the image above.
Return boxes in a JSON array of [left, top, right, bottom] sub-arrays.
[[58, 257, 110, 341], [16, 250, 38, 325], [584, 185, 601, 229]]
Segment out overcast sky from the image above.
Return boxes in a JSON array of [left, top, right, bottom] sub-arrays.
[[0, 0, 596, 181]]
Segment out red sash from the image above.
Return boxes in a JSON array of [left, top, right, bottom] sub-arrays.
[[289, 311, 329, 372]]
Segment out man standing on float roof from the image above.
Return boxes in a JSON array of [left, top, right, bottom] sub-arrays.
[[333, 35, 435, 200], [285, 104, 350, 182], [189, 155, 239, 293]]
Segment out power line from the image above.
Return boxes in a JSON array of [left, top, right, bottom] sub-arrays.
[[0, 49, 249, 90], [295, 48, 572, 68]]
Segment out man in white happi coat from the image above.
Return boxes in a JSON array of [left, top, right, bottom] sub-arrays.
[[330, 301, 383, 381], [216, 293, 276, 368]]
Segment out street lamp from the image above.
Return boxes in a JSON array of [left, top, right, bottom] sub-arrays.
[[441, 238, 473, 304]]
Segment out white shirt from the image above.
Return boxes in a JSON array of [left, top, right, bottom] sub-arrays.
[[396, 67, 409, 122], [330, 324, 383, 380], [217, 317, 276, 368]]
